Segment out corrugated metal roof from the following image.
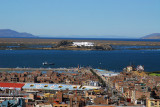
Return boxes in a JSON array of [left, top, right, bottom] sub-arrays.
[[0, 82, 101, 90], [22, 83, 101, 90], [0, 82, 25, 88]]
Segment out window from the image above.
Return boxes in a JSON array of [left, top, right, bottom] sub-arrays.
[[151, 102, 154, 106], [137, 101, 141, 104], [155, 101, 157, 105]]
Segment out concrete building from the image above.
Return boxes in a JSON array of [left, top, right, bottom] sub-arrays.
[[147, 99, 160, 107], [0, 98, 25, 107]]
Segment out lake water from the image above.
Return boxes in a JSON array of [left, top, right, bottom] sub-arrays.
[[39, 37, 160, 42], [0, 50, 160, 72]]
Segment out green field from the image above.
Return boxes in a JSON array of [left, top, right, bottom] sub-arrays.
[[149, 73, 160, 76]]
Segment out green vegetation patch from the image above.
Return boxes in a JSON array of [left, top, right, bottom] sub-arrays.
[[149, 73, 160, 76]]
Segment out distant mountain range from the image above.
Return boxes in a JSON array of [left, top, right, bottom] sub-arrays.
[[0, 29, 37, 38], [1, 29, 160, 39], [141, 33, 160, 39]]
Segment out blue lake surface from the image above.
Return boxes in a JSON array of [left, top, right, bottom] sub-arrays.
[[112, 45, 160, 50], [0, 50, 160, 72]]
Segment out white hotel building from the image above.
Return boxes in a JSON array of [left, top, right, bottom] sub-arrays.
[[72, 42, 94, 47]]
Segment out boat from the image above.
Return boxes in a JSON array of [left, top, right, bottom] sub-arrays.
[[42, 62, 55, 65]]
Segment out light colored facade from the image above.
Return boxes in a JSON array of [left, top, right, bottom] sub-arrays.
[[83, 80, 100, 87], [126, 66, 133, 72], [147, 99, 160, 107], [101, 73, 120, 77], [73, 42, 94, 47], [53, 104, 70, 107]]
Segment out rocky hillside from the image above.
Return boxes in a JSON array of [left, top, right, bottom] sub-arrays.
[[0, 29, 37, 38], [141, 33, 160, 39]]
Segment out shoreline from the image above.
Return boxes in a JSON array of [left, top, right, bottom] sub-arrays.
[[1, 47, 160, 51], [0, 67, 159, 73]]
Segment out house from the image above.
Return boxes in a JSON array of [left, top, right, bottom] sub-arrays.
[[146, 99, 160, 107]]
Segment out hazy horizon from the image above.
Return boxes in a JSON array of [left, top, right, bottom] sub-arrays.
[[37, 34, 140, 38]]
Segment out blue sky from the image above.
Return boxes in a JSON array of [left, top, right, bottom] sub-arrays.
[[0, 0, 159, 38]]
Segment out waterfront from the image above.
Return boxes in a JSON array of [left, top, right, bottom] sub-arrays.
[[0, 66, 160, 106], [0, 49, 160, 72]]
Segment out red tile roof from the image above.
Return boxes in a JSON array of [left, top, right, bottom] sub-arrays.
[[0, 82, 25, 88]]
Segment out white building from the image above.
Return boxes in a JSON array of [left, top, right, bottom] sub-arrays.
[[73, 42, 94, 47], [90, 81, 99, 86], [136, 65, 144, 71], [101, 73, 120, 77]]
